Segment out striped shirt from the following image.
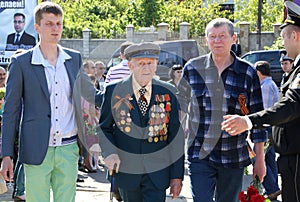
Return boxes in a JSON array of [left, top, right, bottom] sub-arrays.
[[178, 52, 267, 168], [105, 60, 131, 83]]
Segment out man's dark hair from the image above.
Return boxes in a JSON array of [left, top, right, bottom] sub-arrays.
[[254, 61, 270, 76], [14, 13, 25, 21]]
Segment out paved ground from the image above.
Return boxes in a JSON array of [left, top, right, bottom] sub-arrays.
[[0, 163, 281, 202], [0, 164, 193, 202]]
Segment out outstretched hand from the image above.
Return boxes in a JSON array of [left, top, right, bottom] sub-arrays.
[[221, 115, 249, 136]]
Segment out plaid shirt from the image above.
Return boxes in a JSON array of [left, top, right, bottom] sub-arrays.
[[179, 52, 267, 168]]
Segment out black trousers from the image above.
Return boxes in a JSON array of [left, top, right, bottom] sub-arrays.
[[119, 174, 166, 202], [278, 154, 300, 202]]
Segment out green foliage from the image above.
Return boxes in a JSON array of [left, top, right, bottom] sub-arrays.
[[265, 36, 284, 50], [234, 0, 284, 32], [37, 0, 283, 40]]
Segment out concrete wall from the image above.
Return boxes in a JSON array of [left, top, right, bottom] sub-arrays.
[[60, 22, 280, 64]]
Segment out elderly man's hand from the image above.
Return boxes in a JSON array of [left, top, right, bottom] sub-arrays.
[[104, 154, 121, 175], [169, 179, 183, 199], [221, 115, 249, 136]]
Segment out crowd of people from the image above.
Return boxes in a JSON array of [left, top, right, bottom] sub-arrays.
[[0, 1, 300, 202]]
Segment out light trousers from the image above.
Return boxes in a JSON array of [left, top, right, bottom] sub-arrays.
[[24, 142, 79, 202]]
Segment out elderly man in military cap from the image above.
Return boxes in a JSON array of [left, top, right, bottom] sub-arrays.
[[98, 42, 184, 202], [222, 1, 300, 201]]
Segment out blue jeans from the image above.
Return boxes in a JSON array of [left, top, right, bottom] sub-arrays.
[[262, 145, 280, 195], [188, 158, 244, 202]]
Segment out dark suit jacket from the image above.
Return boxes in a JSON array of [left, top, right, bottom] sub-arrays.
[[99, 75, 184, 191], [249, 61, 300, 155], [1, 46, 101, 165], [6, 31, 36, 51]]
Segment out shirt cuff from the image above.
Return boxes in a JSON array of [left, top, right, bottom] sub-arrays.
[[244, 116, 253, 130]]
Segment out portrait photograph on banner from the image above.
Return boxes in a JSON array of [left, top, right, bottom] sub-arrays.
[[0, 0, 37, 66]]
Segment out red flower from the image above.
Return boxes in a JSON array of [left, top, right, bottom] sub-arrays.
[[247, 185, 259, 196], [238, 192, 247, 202], [83, 113, 89, 121], [250, 194, 265, 202], [238, 183, 267, 202]]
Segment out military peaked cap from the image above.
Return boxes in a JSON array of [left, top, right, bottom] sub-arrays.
[[281, 1, 300, 29], [124, 42, 160, 60]]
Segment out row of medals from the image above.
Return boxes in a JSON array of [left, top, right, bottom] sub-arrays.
[[116, 109, 132, 133], [148, 103, 169, 143], [116, 103, 170, 143]]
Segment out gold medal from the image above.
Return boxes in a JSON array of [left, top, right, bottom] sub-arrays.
[[148, 136, 153, 142], [120, 120, 126, 125], [164, 135, 168, 141], [154, 136, 159, 142], [125, 126, 131, 133], [160, 136, 163, 141]]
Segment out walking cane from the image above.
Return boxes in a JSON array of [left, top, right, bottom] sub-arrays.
[[109, 173, 115, 202], [109, 164, 117, 202]]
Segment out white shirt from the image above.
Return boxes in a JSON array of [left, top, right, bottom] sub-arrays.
[[31, 44, 78, 146]]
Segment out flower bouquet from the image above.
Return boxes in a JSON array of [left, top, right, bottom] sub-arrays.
[[238, 177, 270, 202], [83, 113, 98, 148]]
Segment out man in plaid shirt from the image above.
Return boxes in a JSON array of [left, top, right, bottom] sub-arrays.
[[178, 18, 267, 202]]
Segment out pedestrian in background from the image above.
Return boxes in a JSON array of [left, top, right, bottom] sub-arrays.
[[222, 2, 300, 201], [105, 41, 133, 84], [280, 54, 294, 92], [178, 18, 266, 202], [254, 61, 281, 200], [95, 60, 106, 91], [231, 38, 242, 57], [0, 67, 7, 88], [0, 2, 100, 201]]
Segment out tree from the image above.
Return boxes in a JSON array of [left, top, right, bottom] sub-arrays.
[[37, 0, 284, 40], [234, 0, 284, 32]]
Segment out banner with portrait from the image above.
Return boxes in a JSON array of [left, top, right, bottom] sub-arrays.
[[0, 0, 37, 66]]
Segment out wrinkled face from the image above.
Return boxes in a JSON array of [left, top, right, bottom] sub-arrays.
[[128, 58, 157, 86], [14, 15, 25, 33], [206, 24, 235, 57], [34, 13, 63, 45], [281, 60, 293, 73]]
